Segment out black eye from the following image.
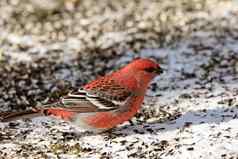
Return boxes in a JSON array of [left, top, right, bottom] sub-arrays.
[[144, 67, 155, 73]]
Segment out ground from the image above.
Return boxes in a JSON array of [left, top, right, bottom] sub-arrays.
[[0, 0, 238, 159]]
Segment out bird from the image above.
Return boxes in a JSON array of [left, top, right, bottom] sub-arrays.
[[0, 58, 163, 132]]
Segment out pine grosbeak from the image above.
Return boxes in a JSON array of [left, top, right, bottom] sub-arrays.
[[0, 58, 163, 132]]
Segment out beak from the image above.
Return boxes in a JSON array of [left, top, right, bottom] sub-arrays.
[[155, 66, 164, 74]]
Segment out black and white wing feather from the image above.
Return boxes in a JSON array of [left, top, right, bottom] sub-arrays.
[[60, 86, 133, 113]]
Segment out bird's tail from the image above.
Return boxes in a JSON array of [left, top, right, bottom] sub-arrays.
[[0, 110, 42, 122]]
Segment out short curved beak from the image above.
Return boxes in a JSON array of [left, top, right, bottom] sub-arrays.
[[155, 66, 164, 74]]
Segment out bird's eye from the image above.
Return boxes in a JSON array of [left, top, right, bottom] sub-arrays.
[[144, 67, 155, 73]]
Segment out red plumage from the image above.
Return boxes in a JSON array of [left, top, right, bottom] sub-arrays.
[[0, 58, 163, 132]]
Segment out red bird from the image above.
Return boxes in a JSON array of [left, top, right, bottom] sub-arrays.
[[0, 58, 163, 132]]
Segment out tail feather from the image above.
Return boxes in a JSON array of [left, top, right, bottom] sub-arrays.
[[0, 110, 42, 122]]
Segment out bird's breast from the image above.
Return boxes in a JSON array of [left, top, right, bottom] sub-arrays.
[[80, 96, 144, 129]]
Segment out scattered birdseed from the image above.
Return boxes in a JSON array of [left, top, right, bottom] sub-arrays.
[[0, 0, 238, 158]]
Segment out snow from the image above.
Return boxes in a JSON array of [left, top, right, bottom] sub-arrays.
[[2, 32, 238, 158], [1, 0, 238, 158]]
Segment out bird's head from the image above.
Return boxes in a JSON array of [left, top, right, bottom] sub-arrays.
[[119, 58, 163, 84], [129, 58, 163, 75]]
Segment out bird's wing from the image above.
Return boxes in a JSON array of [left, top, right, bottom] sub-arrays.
[[55, 78, 134, 113]]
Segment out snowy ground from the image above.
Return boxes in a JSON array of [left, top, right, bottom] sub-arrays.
[[0, 0, 238, 159]]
